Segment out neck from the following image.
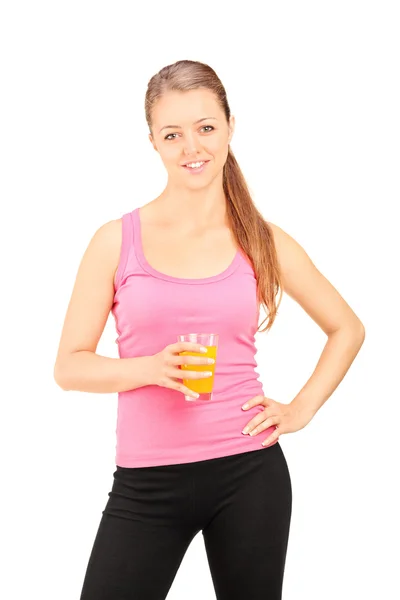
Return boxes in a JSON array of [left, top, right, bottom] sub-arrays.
[[155, 179, 229, 229]]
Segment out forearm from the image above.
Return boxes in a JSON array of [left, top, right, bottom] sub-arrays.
[[290, 323, 365, 417], [54, 351, 154, 394]]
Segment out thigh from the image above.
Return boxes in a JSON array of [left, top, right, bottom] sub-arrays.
[[202, 443, 292, 600], [79, 465, 197, 600]]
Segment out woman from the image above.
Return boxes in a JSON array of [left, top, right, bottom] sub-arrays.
[[54, 60, 365, 599]]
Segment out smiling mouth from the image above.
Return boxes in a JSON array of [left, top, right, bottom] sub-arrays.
[[181, 160, 210, 173]]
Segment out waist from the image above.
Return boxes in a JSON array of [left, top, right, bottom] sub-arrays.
[[115, 381, 278, 467]]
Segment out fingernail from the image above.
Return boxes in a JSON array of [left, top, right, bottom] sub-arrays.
[[242, 403, 249, 410], [242, 427, 250, 434], [200, 347, 207, 353]]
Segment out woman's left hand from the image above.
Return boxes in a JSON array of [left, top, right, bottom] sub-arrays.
[[241, 395, 315, 446]]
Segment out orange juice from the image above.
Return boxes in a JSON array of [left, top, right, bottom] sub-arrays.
[[179, 345, 218, 395]]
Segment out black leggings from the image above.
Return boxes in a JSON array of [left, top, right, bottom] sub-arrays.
[[79, 443, 292, 599]]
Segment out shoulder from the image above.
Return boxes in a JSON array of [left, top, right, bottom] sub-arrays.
[[83, 218, 123, 269], [266, 221, 314, 276], [99, 217, 122, 241], [91, 217, 122, 248]]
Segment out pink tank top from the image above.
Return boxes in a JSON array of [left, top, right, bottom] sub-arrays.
[[111, 207, 277, 467]]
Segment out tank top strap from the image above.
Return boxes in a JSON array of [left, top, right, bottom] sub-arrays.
[[114, 211, 134, 292]]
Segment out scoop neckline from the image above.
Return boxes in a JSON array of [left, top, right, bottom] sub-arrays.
[[132, 207, 242, 285]]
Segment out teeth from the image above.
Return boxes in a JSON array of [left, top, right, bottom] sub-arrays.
[[185, 161, 204, 168]]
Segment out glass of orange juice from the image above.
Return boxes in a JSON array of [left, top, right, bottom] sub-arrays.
[[177, 333, 219, 401]]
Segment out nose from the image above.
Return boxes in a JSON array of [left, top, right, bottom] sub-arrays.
[[183, 133, 201, 156]]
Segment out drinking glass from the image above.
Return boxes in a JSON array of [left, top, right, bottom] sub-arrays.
[[177, 333, 219, 401]]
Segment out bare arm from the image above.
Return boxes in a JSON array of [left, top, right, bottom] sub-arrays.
[[268, 222, 365, 417], [55, 352, 153, 393], [53, 219, 153, 393]]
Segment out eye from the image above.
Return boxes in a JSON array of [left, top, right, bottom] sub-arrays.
[[164, 125, 215, 141]]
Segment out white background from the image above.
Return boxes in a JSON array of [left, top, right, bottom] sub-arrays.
[[1, 1, 399, 598]]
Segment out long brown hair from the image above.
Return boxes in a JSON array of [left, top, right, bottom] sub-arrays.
[[144, 60, 283, 333]]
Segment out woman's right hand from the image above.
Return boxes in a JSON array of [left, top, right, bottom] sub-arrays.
[[148, 342, 215, 399]]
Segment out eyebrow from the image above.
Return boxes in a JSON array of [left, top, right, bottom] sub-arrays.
[[159, 117, 218, 133]]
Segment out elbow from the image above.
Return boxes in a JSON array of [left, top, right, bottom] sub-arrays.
[[53, 362, 71, 391], [355, 319, 366, 342], [330, 318, 365, 345], [348, 318, 366, 350]]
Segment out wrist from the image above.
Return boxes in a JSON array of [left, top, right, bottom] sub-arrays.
[[289, 395, 318, 418], [139, 355, 156, 387]]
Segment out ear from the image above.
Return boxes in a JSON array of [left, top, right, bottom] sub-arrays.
[[148, 133, 158, 152], [228, 115, 235, 144]]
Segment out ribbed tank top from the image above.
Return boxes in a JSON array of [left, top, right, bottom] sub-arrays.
[[111, 207, 277, 467]]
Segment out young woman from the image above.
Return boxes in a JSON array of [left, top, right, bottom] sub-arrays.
[[54, 60, 365, 599]]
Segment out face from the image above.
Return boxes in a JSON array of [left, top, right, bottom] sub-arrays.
[[148, 88, 235, 187]]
